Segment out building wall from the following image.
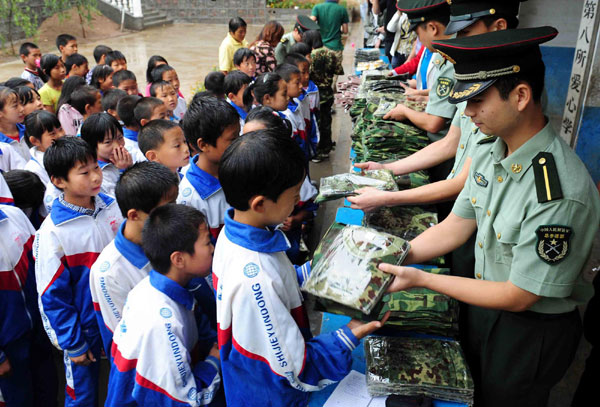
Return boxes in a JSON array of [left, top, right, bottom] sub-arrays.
[[145, 0, 268, 25]]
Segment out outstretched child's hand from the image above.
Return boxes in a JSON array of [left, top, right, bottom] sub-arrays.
[[347, 311, 390, 340], [208, 343, 220, 360], [111, 146, 133, 170], [69, 349, 97, 366], [0, 358, 11, 377]]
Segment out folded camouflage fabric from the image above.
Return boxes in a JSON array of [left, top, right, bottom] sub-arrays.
[[365, 336, 474, 405], [355, 48, 382, 63], [394, 171, 431, 189], [302, 223, 410, 314], [315, 170, 398, 203]]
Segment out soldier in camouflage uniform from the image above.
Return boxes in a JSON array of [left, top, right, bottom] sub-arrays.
[[302, 29, 344, 162]]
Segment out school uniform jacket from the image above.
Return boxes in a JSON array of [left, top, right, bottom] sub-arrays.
[[0, 205, 38, 362], [43, 180, 61, 214], [226, 98, 247, 132], [123, 128, 146, 164], [89, 221, 152, 353], [213, 209, 358, 407], [177, 156, 229, 241], [0, 176, 14, 205], [33, 193, 122, 357], [98, 160, 121, 197], [0, 141, 27, 173], [24, 146, 50, 185], [107, 271, 221, 407], [297, 89, 319, 158], [281, 102, 312, 159], [0, 124, 30, 162]]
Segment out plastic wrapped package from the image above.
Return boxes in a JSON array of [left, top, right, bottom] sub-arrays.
[[364, 336, 474, 405], [315, 170, 398, 203], [302, 223, 410, 314]]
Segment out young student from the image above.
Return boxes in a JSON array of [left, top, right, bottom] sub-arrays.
[[116, 95, 145, 163], [250, 72, 289, 114], [105, 51, 127, 73], [275, 64, 311, 157], [86, 45, 112, 85], [0, 203, 58, 406], [107, 204, 222, 406], [65, 53, 89, 78], [224, 71, 252, 129], [289, 41, 313, 61], [90, 65, 114, 94], [243, 108, 318, 264], [144, 55, 168, 96], [101, 88, 127, 121], [70, 85, 103, 130], [19, 42, 44, 90], [149, 81, 178, 122], [16, 86, 43, 116], [39, 54, 66, 114], [24, 110, 65, 186], [177, 96, 239, 241], [133, 96, 167, 126], [275, 14, 321, 64], [56, 34, 78, 63], [204, 71, 226, 99], [150, 65, 186, 120], [285, 52, 320, 157], [112, 70, 139, 96], [215, 130, 385, 406], [0, 86, 28, 162], [138, 119, 190, 175], [56, 75, 86, 136], [233, 48, 257, 79], [301, 29, 343, 162], [219, 17, 248, 74], [34, 137, 122, 406], [80, 113, 132, 196], [89, 161, 179, 354]]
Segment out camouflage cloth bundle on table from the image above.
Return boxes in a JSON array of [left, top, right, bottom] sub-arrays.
[[394, 171, 431, 190], [355, 48, 382, 63], [302, 223, 410, 314], [315, 267, 458, 337], [315, 170, 398, 203], [354, 119, 429, 162], [365, 336, 474, 405]]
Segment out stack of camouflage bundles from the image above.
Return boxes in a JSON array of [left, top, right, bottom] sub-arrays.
[[314, 267, 458, 337], [302, 223, 410, 314], [365, 336, 474, 405], [355, 48, 382, 63], [315, 170, 398, 203]]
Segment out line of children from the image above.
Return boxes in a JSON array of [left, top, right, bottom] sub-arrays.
[[223, 70, 252, 129]]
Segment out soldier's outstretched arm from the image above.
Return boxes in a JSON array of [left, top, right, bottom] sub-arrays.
[[355, 123, 461, 174], [383, 104, 447, 134], [379, 264, 540, 312]]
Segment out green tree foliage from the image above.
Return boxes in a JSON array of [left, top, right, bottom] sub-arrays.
[[44, 0, 99, 38], [0, 0, 39, 55]]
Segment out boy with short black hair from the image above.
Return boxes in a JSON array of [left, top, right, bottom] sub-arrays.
[[233, 48, 257, 79], [90, 161, 180, 353], [71, 85, 103, 123], [107, 203, 222, 406], [101, 88, 127, 121], [87, 45, 112, 84], [215, 130, 384, 406], [34, 136, 122, 406], [139, 119, 190, 175], [177, 95, 239, 241], [65, 53, 89, 78], [112, 70, 139, 96], [56, 34, 77, 63], [133, 97, 167, 127], [224, 71, 252, 129], [19, 42, 44, 90], [203, 72, 226, 99], [116, 95, 145, 163], [149, 81, 178, 121], [219, 17, 248, 74], [275, 63, 310, 156], [105, 50, 127, 73]]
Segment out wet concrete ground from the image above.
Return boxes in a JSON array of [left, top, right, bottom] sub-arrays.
[[2, 20, 595, 407]]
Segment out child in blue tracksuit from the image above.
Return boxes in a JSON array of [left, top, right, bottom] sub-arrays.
[[107, 204, 223, 406], [214, 130, 384, 407], [34, 137, 123, 406]]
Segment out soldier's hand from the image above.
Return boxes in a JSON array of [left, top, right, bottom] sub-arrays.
[[347, 311, 390, 340], [69, 349, 96, 366], [407, 79, 417, 88], [347, 187, 389, 212], [407, 94, 429, 103], [0, 358, 11, 378], [354, 161, 383, 171], [383, 104, 407, 121], [378, 264, 423, 292]]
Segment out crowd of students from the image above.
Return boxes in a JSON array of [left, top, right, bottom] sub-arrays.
[[0, 13, 384, 407]]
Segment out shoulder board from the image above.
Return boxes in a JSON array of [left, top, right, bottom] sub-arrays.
[[477, 136, 496, 144], [532, 152, 563, 203]]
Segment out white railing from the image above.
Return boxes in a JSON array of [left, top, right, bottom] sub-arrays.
[[103, 0, 143, 18]]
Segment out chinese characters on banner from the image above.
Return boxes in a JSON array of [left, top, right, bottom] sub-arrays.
[[561, 0, 599, 145]]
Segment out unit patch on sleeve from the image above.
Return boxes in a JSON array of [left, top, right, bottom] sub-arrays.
[[536, 225, 572, 264], [436, 77, 454, 98]]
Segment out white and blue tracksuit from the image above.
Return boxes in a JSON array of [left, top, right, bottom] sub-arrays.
[[227, 98, 247, 132], [0, 205, 37, 406], [213, 209, 358, 407], [123, 128, 146, 164], [177, 156, 229, 243], [0, 124, 30, 162], [89, 221, 152, 354], [97, 160, 122, 197], [107, 271, 222, 407], [34, 194, 122, 406], [0, 176, 14, 206], [24, 147, 49, 186]]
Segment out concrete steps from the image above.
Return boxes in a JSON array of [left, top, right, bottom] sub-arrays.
[[141, 6, 173, 29]]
